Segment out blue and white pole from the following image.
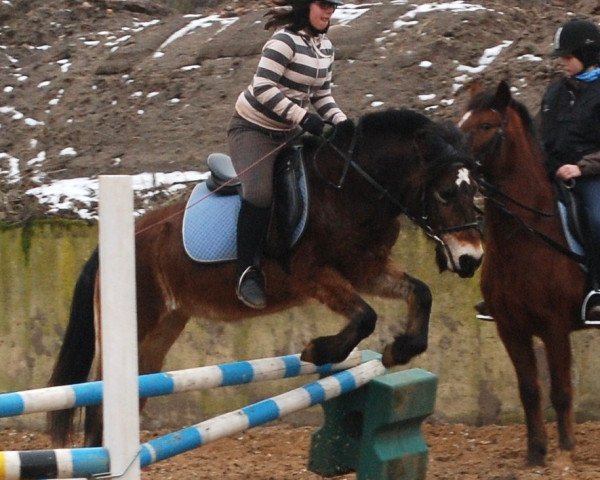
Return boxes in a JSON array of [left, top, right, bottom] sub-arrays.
[[0, 358, 384, 479], [0, 350, 364, 418]]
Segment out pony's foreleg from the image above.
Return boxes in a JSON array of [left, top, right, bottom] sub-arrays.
[[543, 333, 575, 454], [362, 268, 432, 367], [298, 267, 377, 366], [498, 328, 547, 465]]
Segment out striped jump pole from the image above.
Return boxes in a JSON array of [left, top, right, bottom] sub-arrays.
[[0, 350, 364, 418], [0, 359, 385, 480]]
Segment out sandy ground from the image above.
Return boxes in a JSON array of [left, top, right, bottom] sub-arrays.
[[2, 2, 600, 479], [2, 420, 600, 479]]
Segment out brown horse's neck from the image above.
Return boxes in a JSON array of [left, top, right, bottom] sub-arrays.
[[484, 114, 562, 243]]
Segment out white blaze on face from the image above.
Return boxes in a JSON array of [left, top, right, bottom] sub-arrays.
[[457, 110, 471, 128], [456, 167, 471, 187]]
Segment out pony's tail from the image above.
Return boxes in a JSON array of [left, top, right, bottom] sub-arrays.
[[47, 248, 99, 446]]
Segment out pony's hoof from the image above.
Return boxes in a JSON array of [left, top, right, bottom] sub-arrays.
[[301, 337, 350, 366], [300, 340, 332, 366], [300, 344, 317, 365], [384, 335, 427, 366], [526, 444, 547, 467]]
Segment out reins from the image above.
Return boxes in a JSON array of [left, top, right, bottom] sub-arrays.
[[312, 123, 480, 246], [473, 108, 586, 263], [135, 130, 304, 236]]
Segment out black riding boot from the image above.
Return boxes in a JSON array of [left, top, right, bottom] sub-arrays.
[[580, 214, 600, 322], [236, 199, 271, 309]]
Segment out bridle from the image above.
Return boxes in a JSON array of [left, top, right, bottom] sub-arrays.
[[471, 109, 556, 217], [310, 122, 481, 251], [468, 107, 585, 262]]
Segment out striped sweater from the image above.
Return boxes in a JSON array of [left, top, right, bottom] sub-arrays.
[[235, 28, 347, 131]]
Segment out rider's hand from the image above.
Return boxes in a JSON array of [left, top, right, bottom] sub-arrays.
[[556, 164, 582, 180], [300, 112, 325, 136]]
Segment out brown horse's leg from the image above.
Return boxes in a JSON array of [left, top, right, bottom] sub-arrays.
[[356, 267, 432, 367], [137, 310, 190, 406], [498, 328, 547, 465], [381, 274, 431, 367], [83, 311, 189, 446], [84, 405, 103, 447], [298, 267, 377, 366], [138, 310, 189, 373], [543, 334, 575, 453]]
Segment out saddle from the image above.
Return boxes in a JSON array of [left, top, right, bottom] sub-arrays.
[[556, 182, 600, 324], [182, 146, 309, 272], [556, 182, 585, 259]]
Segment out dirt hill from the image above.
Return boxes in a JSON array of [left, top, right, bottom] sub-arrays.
[[1, 0, 600, 220]]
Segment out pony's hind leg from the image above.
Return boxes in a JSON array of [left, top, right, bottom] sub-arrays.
[[137, 310, 190, 416], [83, 310, 190, 446], [138, 310, 189, 374], [498, 328, 548, 465], [84, 405, 102, 447]]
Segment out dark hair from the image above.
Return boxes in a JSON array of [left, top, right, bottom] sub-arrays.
[[264, 0, 310, 32]]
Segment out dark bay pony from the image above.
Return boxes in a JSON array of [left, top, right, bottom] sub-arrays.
[[48, 108, 483, 447], [459, 81, 599, 465]]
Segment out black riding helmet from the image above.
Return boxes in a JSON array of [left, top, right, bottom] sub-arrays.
[[264, 0, 343, 32], [286, 0, 343, 32], [552, 19, 600, 68], [289, 0, 343, 7]]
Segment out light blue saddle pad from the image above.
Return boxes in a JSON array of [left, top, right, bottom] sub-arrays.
[[182, 166, 309, 263], [558, 201, 585, 258]]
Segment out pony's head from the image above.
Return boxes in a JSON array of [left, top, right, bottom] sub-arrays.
[[458, 80, 538, 175], [413, 119, 483, 278], [337, 109, 483, 278]]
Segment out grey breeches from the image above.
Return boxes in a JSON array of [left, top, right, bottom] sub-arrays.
[[227, 114, 300, 208]]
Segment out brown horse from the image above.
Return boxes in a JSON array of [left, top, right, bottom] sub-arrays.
[[47, 108, 483, 447], [458, 80, 599, 465]]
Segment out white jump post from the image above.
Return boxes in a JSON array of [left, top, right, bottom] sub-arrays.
[[99, 175, 141, 480]]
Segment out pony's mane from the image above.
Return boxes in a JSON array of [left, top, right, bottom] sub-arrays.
[[358, 108, 431, 137], [358, 109, 474, 173], [423, 120, 475, 175], [467, 90, 537, 138]]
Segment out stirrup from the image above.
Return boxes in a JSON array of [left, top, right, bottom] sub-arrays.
[[236, 266, 267, 310], [475, 300, 494, 322], [581, 289, 600, 325]]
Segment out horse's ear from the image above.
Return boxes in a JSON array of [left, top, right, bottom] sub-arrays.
[[468, 79, 484, 97], [491, 80, 511, 112]]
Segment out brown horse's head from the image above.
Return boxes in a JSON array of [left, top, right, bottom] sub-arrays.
[[457, 80, 540, 177]]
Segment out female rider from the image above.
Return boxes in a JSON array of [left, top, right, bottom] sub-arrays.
[[228, 0, 347, 309]]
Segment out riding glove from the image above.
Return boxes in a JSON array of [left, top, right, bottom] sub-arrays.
[[300, 112, 325, 136]]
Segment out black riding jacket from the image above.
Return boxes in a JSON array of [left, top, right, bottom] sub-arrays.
[[540, 76, 600, 176]]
